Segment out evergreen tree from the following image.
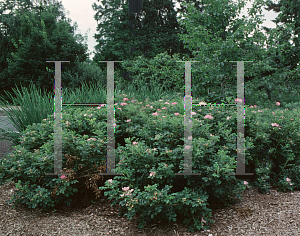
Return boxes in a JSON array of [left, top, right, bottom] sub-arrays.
[[92, 0, 194, 74]]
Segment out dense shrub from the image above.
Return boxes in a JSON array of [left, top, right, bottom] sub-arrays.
[[61, 60, 107, 91], [0, 93, 299, 232], [0, 105, 109, 210], [100, 96, 300, 231], [118, 52, 186, 96], [244, 105, 300, 193]]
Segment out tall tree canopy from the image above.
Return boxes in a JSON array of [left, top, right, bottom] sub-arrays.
[[92, 0, 194, 72], [262, 0, 300, 71], [175, 0, 267, 99], [0, 0, 90, 101], [175, 0, 300, 102]]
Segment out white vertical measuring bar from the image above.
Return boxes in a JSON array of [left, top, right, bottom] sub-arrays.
[[229, 61, 254, 176], [98, 61, 123, 176], [175, 61, 201, 175], [45, 61, 71, 177]]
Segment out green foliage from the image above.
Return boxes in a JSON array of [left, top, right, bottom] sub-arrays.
[[0, 107, 110, 210], [0, 81, 54, 145], [244, 105, 300, 192], [264, 0, 300, 70], [92, 0, 194, 72], [97, 101, 251, 231], [0, 0, 90, 103], [101, 180, 213, 232], [173, 0, 300, 103], [61, 60, 107, 92], [176, 0, 270, 102], [0, 0, 300, 232], [118, 51, 186, 96], [0, 82, 299, 232]]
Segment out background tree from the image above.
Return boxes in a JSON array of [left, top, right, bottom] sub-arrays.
[[0, 0, 90, 103], [92, 0, 194, 83], [247, 0, 300, 100], [263, 0, 300, 69], [262, 0, 300, 80], [174, 0, 206, 19], [175, 0, 273, 102]]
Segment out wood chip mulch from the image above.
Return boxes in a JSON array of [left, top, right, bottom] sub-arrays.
[[0, 179, 300, 236]]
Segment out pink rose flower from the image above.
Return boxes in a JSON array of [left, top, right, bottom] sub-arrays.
[[122, 187, 130, 192], [150, 172, 156, 177], [87, 138, 96, 141], [204, 114, 213, 119]]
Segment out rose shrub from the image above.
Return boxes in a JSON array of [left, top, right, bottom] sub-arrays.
[[0, 93, 299, 232], [244, 105, 300, 193], [99, 96, 300, 231], [0, 104, 109, 210]]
